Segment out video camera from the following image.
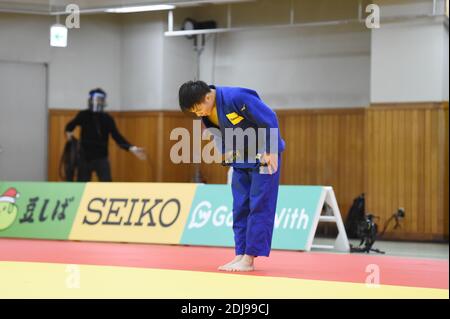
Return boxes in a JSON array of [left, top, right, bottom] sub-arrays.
[[350, 208, 405, 254]]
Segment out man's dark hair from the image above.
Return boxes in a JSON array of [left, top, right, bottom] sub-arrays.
[[89, 88, 107, 98], [178, 80, 211, 112]]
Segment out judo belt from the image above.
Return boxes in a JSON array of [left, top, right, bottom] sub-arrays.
[[221, 151, 268, 167]]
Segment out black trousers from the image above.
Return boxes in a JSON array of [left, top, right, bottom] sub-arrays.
[[77, 157, 112, 182]]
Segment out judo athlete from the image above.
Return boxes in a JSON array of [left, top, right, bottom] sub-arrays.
[[178, 81, 285, 271]]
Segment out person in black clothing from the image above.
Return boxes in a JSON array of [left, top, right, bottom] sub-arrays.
[[65, 88, 146, 182]]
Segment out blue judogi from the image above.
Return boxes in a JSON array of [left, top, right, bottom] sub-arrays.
[[201, 86, 285, 257]]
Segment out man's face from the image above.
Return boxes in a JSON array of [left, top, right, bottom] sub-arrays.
[[93, 96, 106, 109], [190, 92, 214, 117]]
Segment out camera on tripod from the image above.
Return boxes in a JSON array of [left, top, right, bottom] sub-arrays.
[[346, 193, 406, 254]]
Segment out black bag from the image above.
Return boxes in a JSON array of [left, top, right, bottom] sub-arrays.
[[59, 137, 80, 181], [345, 193, 365, 239]]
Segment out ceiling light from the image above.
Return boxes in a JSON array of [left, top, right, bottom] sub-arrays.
[[105, 4, 175, 13]]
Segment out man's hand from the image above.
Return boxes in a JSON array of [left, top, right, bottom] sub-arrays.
[[129, 146, 147, 161], [223, 150, 236, 165], [222, 150, 245, 166], [66, 131, 74, 140], [259, 153, 278, 174]]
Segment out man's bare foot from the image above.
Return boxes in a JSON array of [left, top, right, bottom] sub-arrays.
[[226, 255, 255, 272], [218, 255, 243, 271]]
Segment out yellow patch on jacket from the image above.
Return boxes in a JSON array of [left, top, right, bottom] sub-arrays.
[[226, 112, 244, 125]]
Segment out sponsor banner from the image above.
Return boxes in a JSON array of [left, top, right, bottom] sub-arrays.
[[181, 185, 324, 251], [271, 186, 324, 250], [181, 185, 234, 247], [0, 182, 85, 240], [69, 183, 197, 244], [0, 182, 327, 251]]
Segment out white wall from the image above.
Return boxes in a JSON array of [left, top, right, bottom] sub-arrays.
[[0, 11, 197, 111], [119, 0, 372, 110], [0, 13, 123, 110], [120, 19, 371, 110], [0, 13, 50, 63], [375, 0, 445, 17], [371, 18, 448, 103], [49, 15, 122, 110], [370, 0, 449, 103], [443, 23, 449, 101], [1, 0, 448, 112], [0, 61, 47, 181], [121, 13, 164, 110], [198, 25, 371, 109], [161, 35, 197, 110], [120, 11, 196, 110]]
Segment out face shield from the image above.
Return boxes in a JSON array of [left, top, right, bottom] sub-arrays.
[[89, 92, 107, 112]]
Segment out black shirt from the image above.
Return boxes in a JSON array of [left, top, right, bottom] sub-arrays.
[[65, 110, 132, 161]]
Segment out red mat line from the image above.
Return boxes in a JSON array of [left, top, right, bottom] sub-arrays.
[[0, 238, 447, 290]]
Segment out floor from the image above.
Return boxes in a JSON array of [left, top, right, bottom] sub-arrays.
[[313, 237, 449, 259], [0, 238, 448, 299]]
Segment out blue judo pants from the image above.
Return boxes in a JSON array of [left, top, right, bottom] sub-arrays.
[[231, 156, 281, 257]]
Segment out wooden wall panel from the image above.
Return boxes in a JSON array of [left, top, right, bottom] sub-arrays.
[[160, 112, 196, 182], [108, 112, 160, 182], [48, 104, 449, 241], [197, 108, 367, 218], [276, 109, 366, 221], [366, 103, 448, 240], [444, 103, 449, 239], [49, 110, 197, 183]]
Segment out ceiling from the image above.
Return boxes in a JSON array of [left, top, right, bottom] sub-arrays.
[[0, 0, 255, 14], [0, 0, 431, 15]]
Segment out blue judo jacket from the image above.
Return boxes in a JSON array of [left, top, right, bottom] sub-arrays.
[[201, 86, 285, 169]]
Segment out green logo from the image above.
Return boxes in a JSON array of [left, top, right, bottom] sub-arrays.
[[0, 182, 85, 240]]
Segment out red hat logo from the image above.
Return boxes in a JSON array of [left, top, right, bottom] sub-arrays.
[[0, 188, 20, 204]]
